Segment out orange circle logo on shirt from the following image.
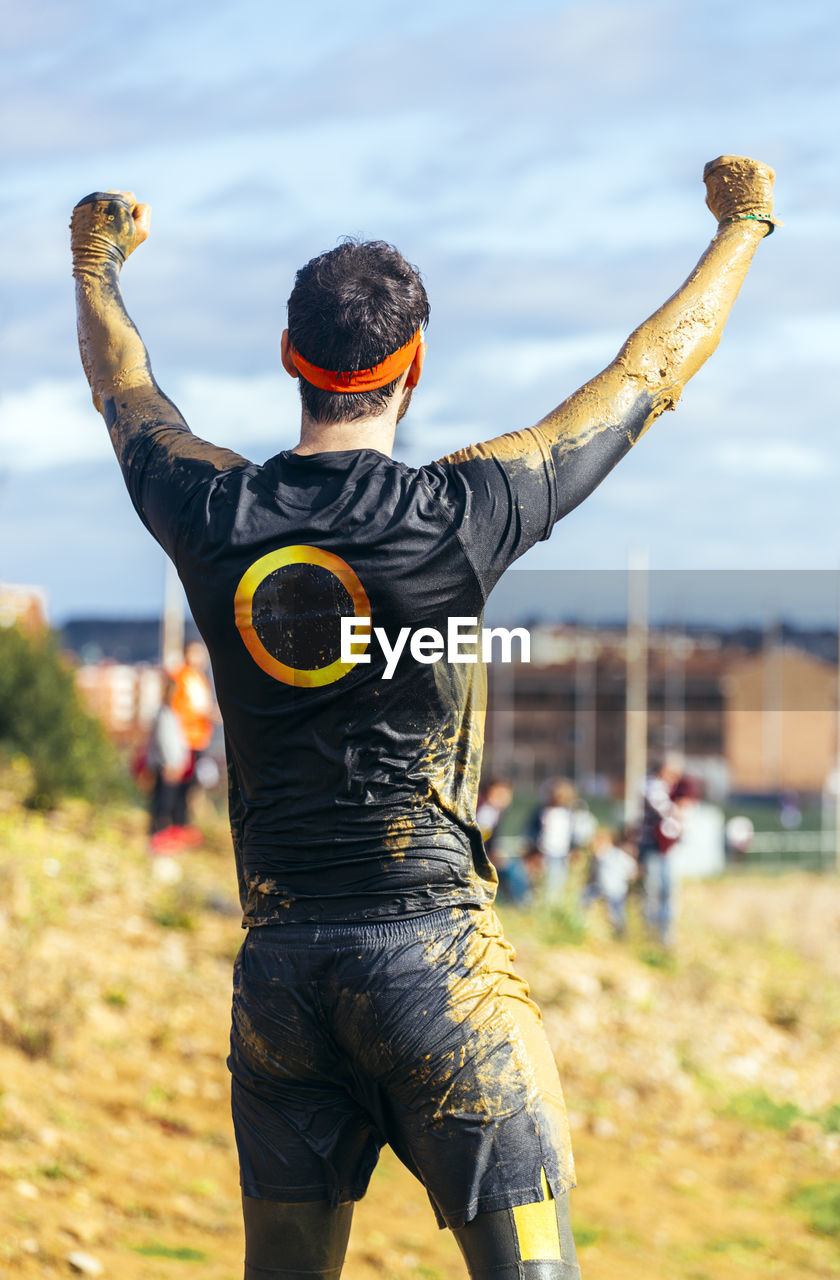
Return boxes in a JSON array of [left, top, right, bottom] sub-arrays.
[[234, 545, 370, 687]]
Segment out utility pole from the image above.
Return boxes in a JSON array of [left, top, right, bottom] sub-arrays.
[[574, 629, 597, 794], [490, 654, 515, 783], [664, 630, 687, 753], [761, 621, 783, 792], [835, 572, 840, 873], [624, 548, 649, 826]]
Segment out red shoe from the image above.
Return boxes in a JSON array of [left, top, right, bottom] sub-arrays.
[[170, 824, 203, 848], [149, 826, 186, 856]]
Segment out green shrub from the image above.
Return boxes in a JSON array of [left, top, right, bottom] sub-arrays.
[[789, 1182, 840, 1238], [537, 898, 589, 947], [129, 1243, 208, 1261], [0, 625, 127, 809], [820, 1102, 840, 1133], [723, 1089, 803, 1131]]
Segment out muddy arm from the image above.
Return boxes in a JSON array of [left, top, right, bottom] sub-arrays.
[[71, 191, 192, 462], [440, 156, 777, 526], [71, 191, 246, 553]]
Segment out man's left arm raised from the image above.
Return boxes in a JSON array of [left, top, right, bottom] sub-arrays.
[[431, 155, 778, 596]]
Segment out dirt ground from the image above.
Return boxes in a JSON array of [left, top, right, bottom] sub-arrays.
[[1, 786, 838, 1279]]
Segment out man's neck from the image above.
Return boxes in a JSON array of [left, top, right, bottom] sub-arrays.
[[292, 410, 397, 458]]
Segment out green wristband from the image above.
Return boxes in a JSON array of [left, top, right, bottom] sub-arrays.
[[719, 212, 778, 235]]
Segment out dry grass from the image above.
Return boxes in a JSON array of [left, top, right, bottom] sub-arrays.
[[0, 782, 838, 1278]]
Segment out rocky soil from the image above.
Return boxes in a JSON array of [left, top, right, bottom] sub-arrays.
[[1, 782, 838, 1279]]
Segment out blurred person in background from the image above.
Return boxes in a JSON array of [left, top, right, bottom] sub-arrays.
[[529, 779, 578, 904], [477, 778, 530, 906], [170, 640, 216, 845], [779, 789, 802, 830], [146, 675, 191, 855], [639, 759, 699, 946], [725, 813, 755, 862], [580, 826, 638, 938], [570, 799, 597, 853], [475, 777, 513, 851]]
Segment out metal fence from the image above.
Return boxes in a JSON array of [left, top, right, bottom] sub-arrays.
[[738, 830, 837, 873]]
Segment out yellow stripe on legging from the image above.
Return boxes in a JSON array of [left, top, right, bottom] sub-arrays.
[[512, 1171, 562, 1261]]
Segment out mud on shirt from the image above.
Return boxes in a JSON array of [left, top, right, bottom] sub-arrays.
[[111, 394, 649, 924]]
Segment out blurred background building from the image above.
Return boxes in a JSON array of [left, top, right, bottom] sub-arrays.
[[3, 578, 839, 807], [484, 624, 837, 801], [0, 583, 48, 634]]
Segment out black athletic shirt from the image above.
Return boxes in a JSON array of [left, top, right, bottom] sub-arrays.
[[112, 389, 651, 924]]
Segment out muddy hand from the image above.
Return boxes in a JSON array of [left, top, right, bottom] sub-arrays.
[[71, 190, 151, 276], [703, 156, 779, 232]]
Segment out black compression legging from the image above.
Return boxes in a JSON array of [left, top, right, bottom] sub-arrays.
[[242, 1190, 581, 1280]]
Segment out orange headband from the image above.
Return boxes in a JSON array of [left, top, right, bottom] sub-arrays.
[[288, 329, 423, 393]]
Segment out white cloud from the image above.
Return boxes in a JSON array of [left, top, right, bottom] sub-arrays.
[[0, 379, 109, 470], [0, 373, 305, 472], [461, 333, 624, 388], [776, 312, 840, 366], [712, 440, 827, 478], [172, 372, 300, 457], [2, 0, 839, 612]]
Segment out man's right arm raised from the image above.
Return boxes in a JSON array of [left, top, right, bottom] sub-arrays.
[[71, 191, 246, 557], [435, 156, 778, 594]]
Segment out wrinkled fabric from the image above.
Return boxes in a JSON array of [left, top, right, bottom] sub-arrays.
[[111, 396, 648, 924], [229, 907, 575, 1227]]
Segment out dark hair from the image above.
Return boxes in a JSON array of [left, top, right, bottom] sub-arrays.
[[287, 238, 430, 424]]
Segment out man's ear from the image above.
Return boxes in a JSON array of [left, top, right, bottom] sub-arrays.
[[280, 329, 299, 379], [405, 339, 426, 389]]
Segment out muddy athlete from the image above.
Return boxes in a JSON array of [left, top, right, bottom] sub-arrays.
[[71, 156, 777, 1280]]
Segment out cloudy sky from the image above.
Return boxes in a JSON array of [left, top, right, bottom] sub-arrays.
[[1, 0, 838, 622]]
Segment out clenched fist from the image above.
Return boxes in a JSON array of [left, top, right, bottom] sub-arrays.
[[71, 190, 151, 277], [703, 156, 779, 233]]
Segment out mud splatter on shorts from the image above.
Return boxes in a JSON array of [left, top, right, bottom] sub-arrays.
[[229, 906, 575, 1228]]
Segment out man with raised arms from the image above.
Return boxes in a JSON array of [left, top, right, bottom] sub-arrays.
[[71, 155, 777, 1280]]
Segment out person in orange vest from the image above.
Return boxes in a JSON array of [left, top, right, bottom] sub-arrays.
[[145, 674, 192, 855], [169, 641, 216, 845]]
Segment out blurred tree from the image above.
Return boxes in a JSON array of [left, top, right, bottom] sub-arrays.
[[0, 625, 127, 809]]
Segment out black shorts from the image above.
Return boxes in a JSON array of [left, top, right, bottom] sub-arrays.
[[228, 906, 575, 1230]]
